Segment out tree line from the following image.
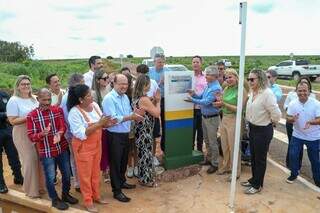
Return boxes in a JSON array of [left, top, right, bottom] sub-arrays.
[[0, 40, 34, 62]]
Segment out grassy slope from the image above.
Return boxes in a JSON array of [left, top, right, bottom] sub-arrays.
[[0, 55, 320, 91]]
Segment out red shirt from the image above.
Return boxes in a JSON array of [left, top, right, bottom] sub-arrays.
[[27, 105, 68, 158]]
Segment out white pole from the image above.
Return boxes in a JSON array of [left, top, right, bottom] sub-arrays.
[[228, 1, 247, 210]]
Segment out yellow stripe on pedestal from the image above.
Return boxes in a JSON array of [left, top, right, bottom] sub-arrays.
[[165, 109, 193, 120]]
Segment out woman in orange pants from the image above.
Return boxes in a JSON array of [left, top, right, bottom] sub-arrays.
[[67, 84, 115, 212]]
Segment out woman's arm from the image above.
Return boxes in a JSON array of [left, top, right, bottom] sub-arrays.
[[7, 116, 27, 125]]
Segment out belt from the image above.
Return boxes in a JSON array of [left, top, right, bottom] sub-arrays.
[[202, 114, 219, 119]]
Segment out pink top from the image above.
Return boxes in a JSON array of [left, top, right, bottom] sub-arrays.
[[194, 72, 207, 109]]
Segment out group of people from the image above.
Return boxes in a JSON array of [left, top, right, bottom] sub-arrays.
[[189, 56, 320, 195], [0, 54, 319, 212]]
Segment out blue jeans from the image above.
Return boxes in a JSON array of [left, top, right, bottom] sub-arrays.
[[289, 136, 320, 185], [41, 150, 71, 200]]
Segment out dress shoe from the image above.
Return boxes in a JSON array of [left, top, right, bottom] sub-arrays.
[[207, 165, 218, 174], [14, 176, 23, 185], [52, 198, 69, 210], [0, 183, 8, 194], [122, 182, 136, 189], [86, 204, 98, 213], [62, 192, 79, 204], [199, 160, 211, 166], [113, 192, 131, 202]]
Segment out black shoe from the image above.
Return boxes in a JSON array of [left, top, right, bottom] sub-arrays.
[[286, 175, 297, 184], [0, 183, 8, 194], [113, 192, 131, 202], [207, 165, 218, 174], [199, 160, 211, 166], [122, 182, 136, 189], [62, 192, 79, 204], [14, 177, 24, 185], [52, 198, 69, 210]]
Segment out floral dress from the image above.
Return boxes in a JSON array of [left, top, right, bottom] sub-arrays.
[[133, 97, 155, 184]]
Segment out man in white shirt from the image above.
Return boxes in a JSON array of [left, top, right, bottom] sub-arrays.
[[83, 56, 104, 88], [286, 82, 320, 187], [46, 74, 66, 106]]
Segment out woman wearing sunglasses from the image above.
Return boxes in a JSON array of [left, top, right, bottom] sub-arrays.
[[241, 69, 281, 195], [92, 69, 111, 183]]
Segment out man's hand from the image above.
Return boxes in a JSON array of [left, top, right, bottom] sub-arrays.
[[304, 121, 311, 130], [184, 96, 192, 102], [41, 123, 51, 136], [213, 100, 223, 108], [186, 89, 195, 96], [53, 133, 61, 144], [292, 113, 299, 123]]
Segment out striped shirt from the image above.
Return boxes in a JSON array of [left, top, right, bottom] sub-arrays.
[[27, 106, 68, 158]]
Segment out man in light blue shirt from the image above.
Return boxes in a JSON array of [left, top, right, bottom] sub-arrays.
[[148, 54, 169, 152], [186, 65, 222, 174], [266, 69, 283, 102], [102, 74, 143, 203]]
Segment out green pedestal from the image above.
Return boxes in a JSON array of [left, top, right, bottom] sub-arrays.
[[163, 117, 204, 170]]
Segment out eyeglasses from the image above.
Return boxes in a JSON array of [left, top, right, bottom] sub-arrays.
[[20, 83, 31, 86], [247, 77, 257, 82], [99, 77, 109, 81]]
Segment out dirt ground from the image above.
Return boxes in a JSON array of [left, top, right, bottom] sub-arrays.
[[2, 153, 320, 213]]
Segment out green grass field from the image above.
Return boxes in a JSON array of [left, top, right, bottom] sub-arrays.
[[0, 55, 320, 91]]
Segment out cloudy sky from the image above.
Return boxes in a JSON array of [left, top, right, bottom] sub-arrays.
[[0, 0, 319, 59]]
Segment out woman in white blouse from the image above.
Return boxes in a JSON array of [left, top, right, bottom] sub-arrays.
[[67, 84, 115, 212], [283, 77, 316, 168], [6, 75, 44, 198], [241, 69, 281, 195]]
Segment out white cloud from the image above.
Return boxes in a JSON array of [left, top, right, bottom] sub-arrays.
[[0, 0, 319, 59]]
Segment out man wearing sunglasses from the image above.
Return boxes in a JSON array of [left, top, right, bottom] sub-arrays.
[[266, 69, 282, 102]]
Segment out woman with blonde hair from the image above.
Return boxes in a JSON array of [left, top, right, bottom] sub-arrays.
[[6, 75, 44, 198], [214, 68, 248, 181], [241, 69, 281, 194]]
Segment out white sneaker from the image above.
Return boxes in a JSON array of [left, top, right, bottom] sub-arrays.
[[153, 157, 160, 166], [126, 167, 134, 178], [134, 166, 139, 177], [155, 166, 165, 175]]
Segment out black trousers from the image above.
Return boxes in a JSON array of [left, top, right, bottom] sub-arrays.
[[192, 109, 203, 152], [0, 126, 22, 184], [160, 97, 165, 152], [107, 131, 130, 195], [248, 123, 273, 189], [285, 122, 303, 168]]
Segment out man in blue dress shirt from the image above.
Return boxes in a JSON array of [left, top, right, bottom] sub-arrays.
[[149, 54, 170, 152], [102, 74, 143, 203], [266, 69, 283, 102], [186, 66, 222, 174]]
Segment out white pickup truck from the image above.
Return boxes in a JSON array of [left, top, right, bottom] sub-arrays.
[[268, 60, 320, 81]]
